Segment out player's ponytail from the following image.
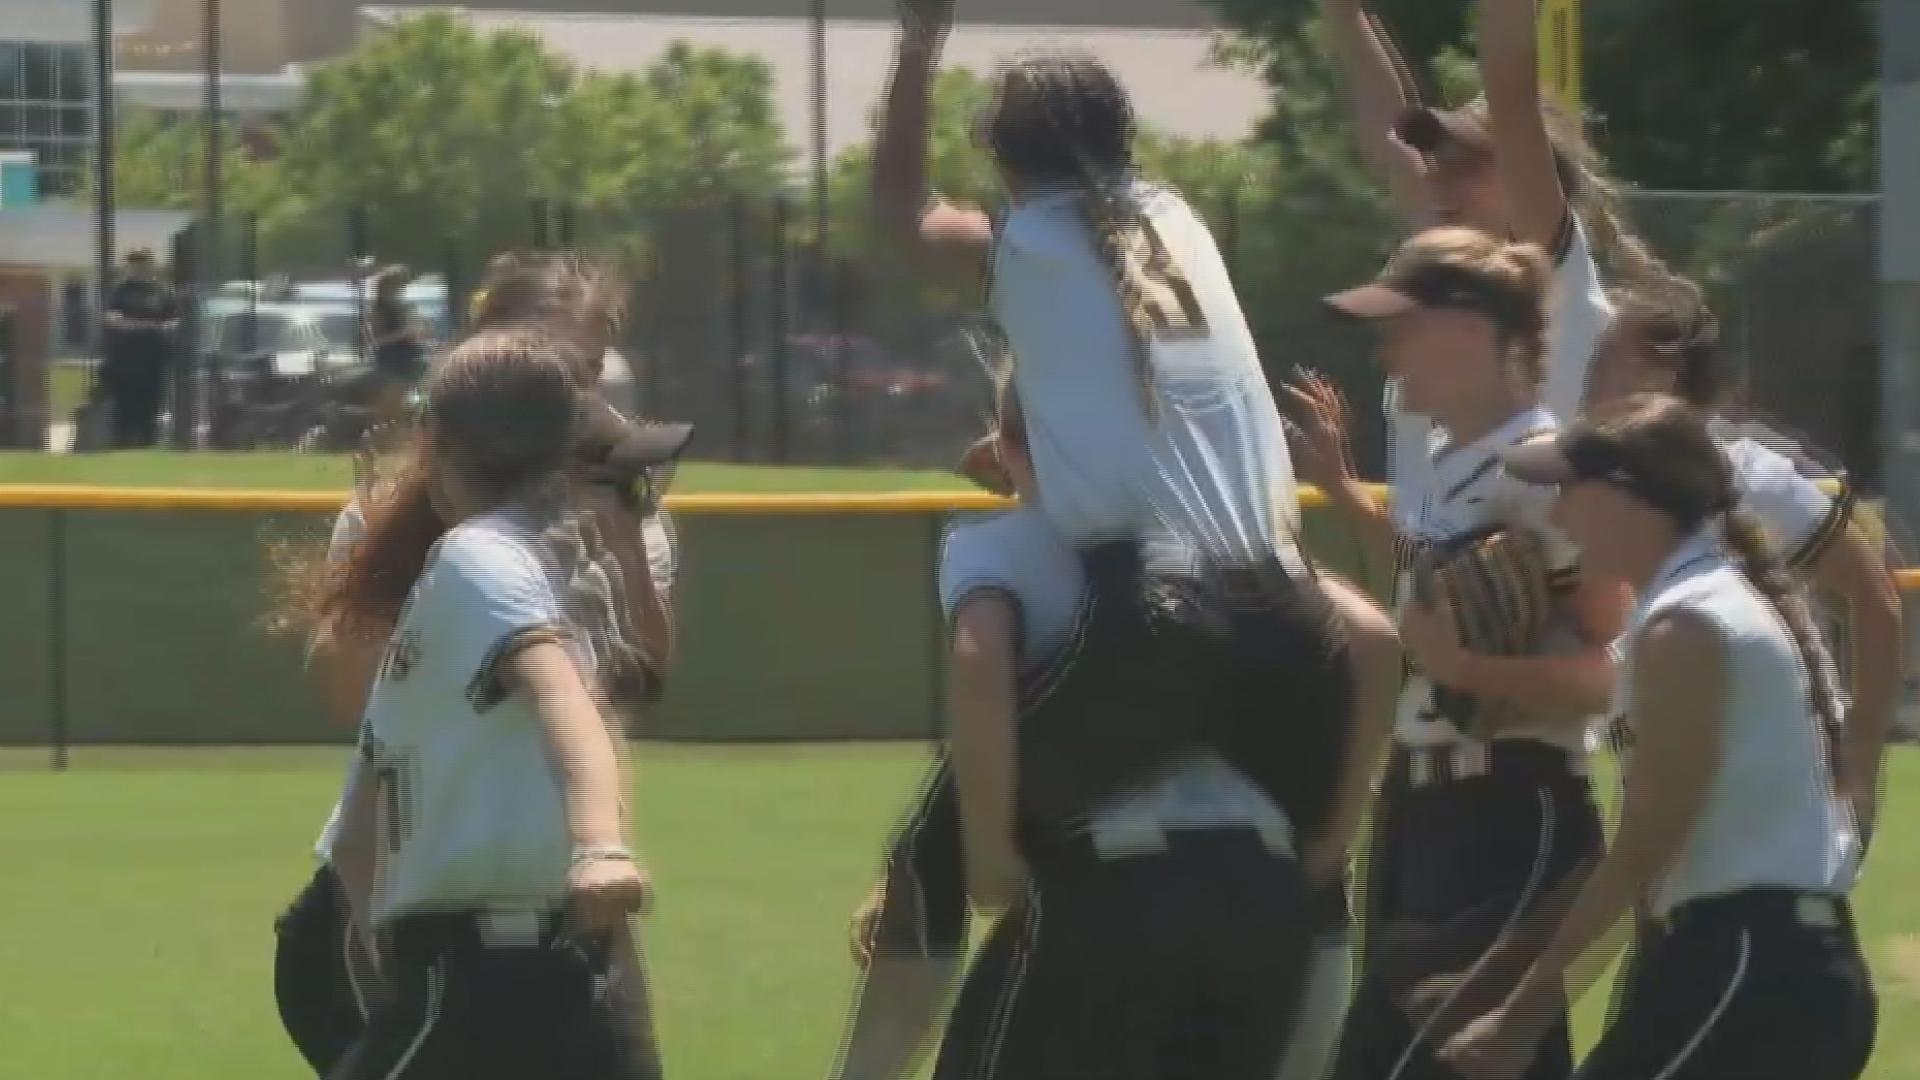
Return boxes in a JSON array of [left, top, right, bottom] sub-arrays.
[[1721, 505, 1849, 794], [1079, 177, 1163, 423], [269, 461, 446, 642], [984, 51, 1167, 421], [1583, 394, 1848, 794]]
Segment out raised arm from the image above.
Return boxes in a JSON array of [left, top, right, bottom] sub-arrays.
[[1478, 0, 1571, 251], [873, 2, 993, 270], [1320, 0, 1432, 223]]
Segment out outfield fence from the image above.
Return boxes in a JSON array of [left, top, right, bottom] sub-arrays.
[[4, 483, 1913, 768]]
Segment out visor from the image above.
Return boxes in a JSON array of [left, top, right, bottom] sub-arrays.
[[1501, 431, 1720, 522], [1324, 262, 1542, 335]]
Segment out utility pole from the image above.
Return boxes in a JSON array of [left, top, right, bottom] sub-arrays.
[[1881, 0, 1920, 529], [91, 0, 115, 398]]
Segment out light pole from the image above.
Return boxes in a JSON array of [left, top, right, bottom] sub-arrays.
[[1882, 0, 1920, 532], [91, 0, 114, 396]]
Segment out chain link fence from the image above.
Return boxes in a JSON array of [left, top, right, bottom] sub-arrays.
[[55, 178, 1884, 484]]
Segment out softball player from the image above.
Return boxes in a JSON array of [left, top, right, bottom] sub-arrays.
[[470, 250, 688, 702], [874, 1, 1300, 574], [873, 13, 1404, 1071], [1442, 393, 1876, 1080], [320, 330, 678, 1080], [1317, 0, 1643, 585], [1584, 273, 1902, 834], [937, 384, 1324, 1080], [834, 375, 1399, 1080], [1304, 228, 1626, 1080], [273, 495, 392, 1078]]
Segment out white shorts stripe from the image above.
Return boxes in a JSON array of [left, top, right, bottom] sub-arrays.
[[1386, 786, 1557, 1080], [382, 961, 445, 1080], [1648, 929, 1751, 1080], [343, 924, 370, 1021], [977, 889, 1043, 1080]]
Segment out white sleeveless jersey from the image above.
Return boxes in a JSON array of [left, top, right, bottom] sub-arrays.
[[1385, 215, 1612, 525], [358, 510, 602, 924], [990, 180, 1300, 571], [1615, 531, 1859, 915], [939, 507, 1290, 849], [1392, 406, 1586, 750]]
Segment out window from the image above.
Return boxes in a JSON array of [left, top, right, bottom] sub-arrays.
[[0, 44, 22, 99], [23, 44, 56, 102], [59, 106, 87, 139], [57, 47, 88, 102]]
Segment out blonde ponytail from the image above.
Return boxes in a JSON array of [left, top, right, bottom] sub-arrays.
[[1079, 180, 1166, 424]]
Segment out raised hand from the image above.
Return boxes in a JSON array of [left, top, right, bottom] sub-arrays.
[[896, 0, 957, 42], [1282, 367, 1360, 494]]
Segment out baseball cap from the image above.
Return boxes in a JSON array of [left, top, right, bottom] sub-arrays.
[[1323, 259, 1541, 335], [603, 420, 695, 475]]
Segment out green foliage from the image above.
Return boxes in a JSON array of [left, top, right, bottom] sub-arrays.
[[1205, 0, 1876, 192], [85, 108, 270, 216], [104, 13, 793, 277]]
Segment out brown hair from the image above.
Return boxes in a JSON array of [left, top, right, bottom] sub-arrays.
[[471, 251, 628, 381], [1607, 273, 1724, 407], [983, 52, 1175, 423], [994, 367, 1027, 452], [280, 331, 582, 639], [1392, 226, 1554, 390], [373, 264, 410, 301], [419, 328, 582, 501], [1583, 394, 1846, 790]]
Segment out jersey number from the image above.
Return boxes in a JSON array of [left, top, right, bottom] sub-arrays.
[[370, 757, 416, 857], [1119, 219, 1209, 339]]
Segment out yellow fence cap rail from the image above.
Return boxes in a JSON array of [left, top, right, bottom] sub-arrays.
[[0, 482, 1357, 514], [7, 481, 1920, 590]]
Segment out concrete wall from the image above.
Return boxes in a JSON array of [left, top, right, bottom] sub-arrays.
[[217, 0, 1221, 78], [115, 0, 292, 75]]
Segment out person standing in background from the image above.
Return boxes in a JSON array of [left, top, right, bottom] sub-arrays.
[[101, 249, 179, 448]]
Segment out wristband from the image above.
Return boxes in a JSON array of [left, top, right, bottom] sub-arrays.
[[571, 845, 635, 870]]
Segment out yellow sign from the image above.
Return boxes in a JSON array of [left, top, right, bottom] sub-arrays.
[[1537, 0, 1583, 118]]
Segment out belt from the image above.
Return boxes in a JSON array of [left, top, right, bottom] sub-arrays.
[[385, 907, 574, 955], [1396, 739, 1579, 790], [1652, 888, 1849, 935], [1050, 823, 1294, 867], [1083, 804, 1294, 860]]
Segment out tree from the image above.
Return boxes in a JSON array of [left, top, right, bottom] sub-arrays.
[[92, 109, 261, 215], [261, 14, 792, 274], [1205, 0, 1876, 192]]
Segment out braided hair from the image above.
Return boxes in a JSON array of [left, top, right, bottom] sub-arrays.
[[1590, 395, 1848, 793], [984, 51, 1171, 422]]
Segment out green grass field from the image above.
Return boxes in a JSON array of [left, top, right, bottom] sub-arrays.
[[0, 452, 966, 494], [1, 744, 1916, 1080]]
